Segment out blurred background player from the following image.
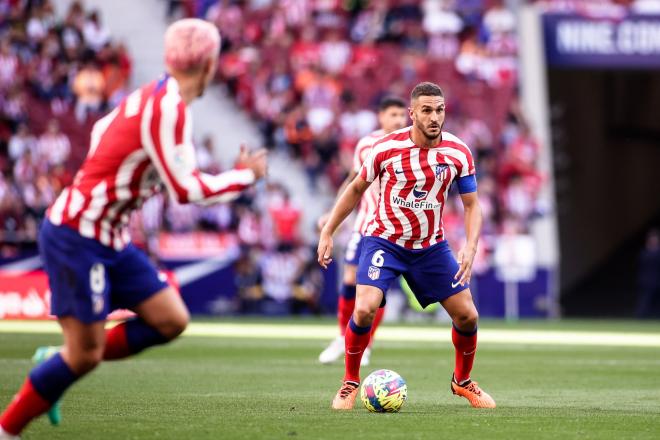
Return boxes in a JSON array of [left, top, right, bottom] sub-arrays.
[[0, 18, 267, 439], [317, 96, 407, 366], [317, 82, 495, 410]]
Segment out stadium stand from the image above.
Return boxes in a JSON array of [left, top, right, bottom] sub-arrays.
[[0, 0, 130, 246], [0, 0, 564, 313], [174, 0, 546, 280]]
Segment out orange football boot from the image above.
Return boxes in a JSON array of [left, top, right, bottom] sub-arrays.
[[451, 375, 496, 408], [331, 381, 359, 410]]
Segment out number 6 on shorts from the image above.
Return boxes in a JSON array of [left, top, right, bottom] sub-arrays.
[[371, 250, 385, 267]]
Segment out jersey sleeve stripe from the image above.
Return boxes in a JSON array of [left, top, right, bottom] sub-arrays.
[[158, 86, 204, 202], [141, 91, 189, 202], [174, 106, 186, 145]]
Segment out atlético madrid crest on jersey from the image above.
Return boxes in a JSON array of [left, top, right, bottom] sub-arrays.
[[368, 266, 380, 280], [435, 163, 449, 182]]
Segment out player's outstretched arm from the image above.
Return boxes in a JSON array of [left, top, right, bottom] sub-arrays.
[[155, 140, 266, 206], [143, 94, 267, 205], [317, 176, 371, 268], [455, 191, 482, 286]]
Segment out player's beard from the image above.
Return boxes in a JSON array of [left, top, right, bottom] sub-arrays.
[[421, 123, 442, 140]]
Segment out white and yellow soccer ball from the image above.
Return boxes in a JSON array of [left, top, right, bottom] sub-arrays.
[[360, 369, 408, 413]]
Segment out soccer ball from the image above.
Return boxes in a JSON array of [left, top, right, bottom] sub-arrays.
[[360, 369, 408, 413]]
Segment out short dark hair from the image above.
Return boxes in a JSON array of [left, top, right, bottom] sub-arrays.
[[378, 96, 406, 112], [410, 82, 444, 101]]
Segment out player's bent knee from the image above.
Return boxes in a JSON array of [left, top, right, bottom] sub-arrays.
[[170, 310, 189, 338], [158, 308, 190, 341], [466, 310, 479, 328], [454, 310, 479, 331], [353, 304, 376, 326], [136, 286, 190, 341], [68, 348, 104, 375]]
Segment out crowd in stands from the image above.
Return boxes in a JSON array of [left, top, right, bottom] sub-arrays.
[[0, 0, 131, 247], [184, 0, 545, 276], [0, 0, 580, 313]]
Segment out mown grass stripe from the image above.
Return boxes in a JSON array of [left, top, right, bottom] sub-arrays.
[[0, 321, 658, 347]]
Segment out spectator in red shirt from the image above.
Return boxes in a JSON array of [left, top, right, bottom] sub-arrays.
[[269, 191, 301, 247]]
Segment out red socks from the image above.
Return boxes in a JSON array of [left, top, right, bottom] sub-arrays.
[[0, 379, 51, 435], [343, 317, 371, 383], [452, 325, 477, 383], [1, 320, 168, 436], [103, 319, 169, 360], [338, 284, 384, 341], [103, 322, 132, 360], [337, 296, 355, 337]]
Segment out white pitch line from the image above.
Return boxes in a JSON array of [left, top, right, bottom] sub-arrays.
[[0, 321, 659, 348], [0, 255, 42, 273]]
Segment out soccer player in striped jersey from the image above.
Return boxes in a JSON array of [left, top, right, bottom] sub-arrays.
[[317, 82, 496, 410], [317, 97, 407, 366], [0, 19, 267, 439]]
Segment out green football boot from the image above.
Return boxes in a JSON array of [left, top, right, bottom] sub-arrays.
[[31, 346, 62, 426]]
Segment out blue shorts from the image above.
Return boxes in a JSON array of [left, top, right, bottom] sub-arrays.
[[344, 231, 363, 266], [38, 220, 169, 323], [356, 236, 468, 308]]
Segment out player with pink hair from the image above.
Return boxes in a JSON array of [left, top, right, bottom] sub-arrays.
[[164, 18, 221, 96], [0, 19, 266, 439], [165, 18, 220, 71]]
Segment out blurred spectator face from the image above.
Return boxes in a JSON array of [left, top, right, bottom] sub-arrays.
[[83, 10, 110, 51], [502, 215, 524, 235], [8, 124, 35, 161], [306, 107, 334, 135], [26, 6, 46, 41], [62, 21, 82, 52], [319, 32, 351, 74], [46, 119, 60, 134], [378, 105, 408, 133], [42, 33, 60, 57], [16, 123, 29, 137], [0, 38, 17, 88], [483, 0, 515, 34], [410, 95, 445, 140], [0, 38, 10, 55]]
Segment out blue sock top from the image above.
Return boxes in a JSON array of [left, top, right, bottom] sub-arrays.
[[349, 317, 372, 335]]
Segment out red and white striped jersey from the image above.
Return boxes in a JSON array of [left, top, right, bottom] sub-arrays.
[[359, 126, 475, 249], [47, 75, 255, 250], [351, 129, 383, 234]]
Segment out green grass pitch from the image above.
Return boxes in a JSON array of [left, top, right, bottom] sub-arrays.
[[1, 320, 659, 439]]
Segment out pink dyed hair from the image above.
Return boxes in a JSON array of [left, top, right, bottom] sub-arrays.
[[164, 18, 220, 72]]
